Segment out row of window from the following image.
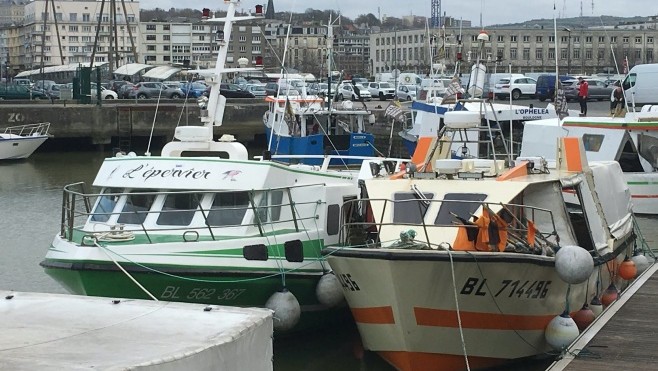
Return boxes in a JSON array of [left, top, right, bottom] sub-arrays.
[[40, 13, 136, 23], [374, 34, 655, 46], [39, 25, 137, 33], [374, 46, 655, 62]]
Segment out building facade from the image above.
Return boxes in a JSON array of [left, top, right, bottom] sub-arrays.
[[371, 26, 658, 77]]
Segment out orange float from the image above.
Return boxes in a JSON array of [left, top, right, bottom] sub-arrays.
[[572, 304, 595, 331], [601, 283, 619, 307], [618, 257, 637, 280]]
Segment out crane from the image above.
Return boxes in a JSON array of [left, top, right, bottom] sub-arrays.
[[431, 0, 441, 28]]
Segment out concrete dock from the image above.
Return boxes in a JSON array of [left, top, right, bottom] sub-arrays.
[[547, 262, 658, 371]]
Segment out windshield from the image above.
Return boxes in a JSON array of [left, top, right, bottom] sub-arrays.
[[380, 83, 392, 88]]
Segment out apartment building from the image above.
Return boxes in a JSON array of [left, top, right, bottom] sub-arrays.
[[12, 0, 140, 71], [371, 26, 658, 76]]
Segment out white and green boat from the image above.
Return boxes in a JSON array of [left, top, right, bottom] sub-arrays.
[[40, 1, 373, 332]]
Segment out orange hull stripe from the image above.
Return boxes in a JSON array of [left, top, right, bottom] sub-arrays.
[[352, 306, 395, 324], [563, 137, 583, 172], [414, 307, 555, 330], [379, 350, 508, 371]]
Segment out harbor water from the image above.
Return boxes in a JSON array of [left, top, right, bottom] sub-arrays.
[[2, 150, 656, 371]]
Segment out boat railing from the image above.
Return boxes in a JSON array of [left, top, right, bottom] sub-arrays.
[[339, 197, 560, 252], [3, 122, 50, 136], [60, 182, 327, 243]]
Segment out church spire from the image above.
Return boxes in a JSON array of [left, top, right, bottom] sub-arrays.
[[265, 0, 275, 19]]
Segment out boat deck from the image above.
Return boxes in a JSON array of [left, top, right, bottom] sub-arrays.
[[548, 262, 658, 371]]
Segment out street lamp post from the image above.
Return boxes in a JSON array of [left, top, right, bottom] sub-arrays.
[[563, 27, 571, 75]]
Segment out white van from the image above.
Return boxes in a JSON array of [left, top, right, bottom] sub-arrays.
[[623, 64, 658, 106]]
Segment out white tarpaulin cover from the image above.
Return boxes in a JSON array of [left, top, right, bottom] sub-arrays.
[[589, 161, 634, 238], [15, 62, 109, 77], [142, 65, 182, 80], [1, 291, 273, 371], [114, 63, 154, 76]]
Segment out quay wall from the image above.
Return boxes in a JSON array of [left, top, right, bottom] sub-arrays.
[[0, 100, 406, 156]]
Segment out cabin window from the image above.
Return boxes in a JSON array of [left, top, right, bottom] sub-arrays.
[[91, 187, 121, 222], [206, 192, 250, 226], [618, 139, 644, 172], [156, 193, 203, 226], [117, 190, 157, 225], [393, 192, 434, 224], [434, 193, 488, 225], [255, 190, 284, 223], [327, 204, 340, 235], [582, 134, 604, 152]]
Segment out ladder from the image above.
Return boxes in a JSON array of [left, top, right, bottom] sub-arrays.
[[115, 107, 132, 154]]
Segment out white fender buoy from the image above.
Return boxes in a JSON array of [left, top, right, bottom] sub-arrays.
[[545, 312, 580, 350], [589, 296, 603, 317], [265, 289, 301, 331], [631, 254, 651, 275], [555, 245, 594, 284], [316, 273, 344, 308]]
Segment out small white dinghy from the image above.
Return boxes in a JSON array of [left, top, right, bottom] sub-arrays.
[[0, 123, 50, 160], [0, 291, 273, 371]]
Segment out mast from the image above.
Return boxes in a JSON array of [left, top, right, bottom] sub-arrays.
[[120, 0, 138, 64], [202, 1, 263, 131], [327, 15, 334, 114], [89, 0, 106, 68]]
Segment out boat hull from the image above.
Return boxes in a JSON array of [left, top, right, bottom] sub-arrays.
[[42, 235, 351, 332], [0, 135, 48, 160], [324, 247, 628, 371]]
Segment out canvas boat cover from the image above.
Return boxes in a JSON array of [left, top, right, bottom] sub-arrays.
[[0, 291, 273, 371], [114, 63, 154, 76], [142, 65, 182, 80], [15, 62, 109, 78]]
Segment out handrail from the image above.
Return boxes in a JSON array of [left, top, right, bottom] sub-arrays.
[[339, 197, 560, 249], [2, 122, 50, 136], [60, 182, 327, 243]]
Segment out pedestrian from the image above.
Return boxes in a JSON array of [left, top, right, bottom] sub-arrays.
[[577, 77, 589, 117], [612, 81, 625, 117], [352, 81, 362, 101]]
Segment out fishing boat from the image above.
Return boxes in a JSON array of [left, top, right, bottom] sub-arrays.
[[322, 107, 647, 371], [263, 17, 376, 165], [40, 1, 382, 333], [520, 106, 658, 215], [399, 31, 572, 158], [0, 122, 50, 160]]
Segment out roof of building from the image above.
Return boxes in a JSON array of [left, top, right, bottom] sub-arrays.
[[142, 65, 182, 80], [113, 63, 154, 76], [15, 62, 109, 78]]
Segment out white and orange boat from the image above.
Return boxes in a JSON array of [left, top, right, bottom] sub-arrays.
[[323, 107, 647, 371]]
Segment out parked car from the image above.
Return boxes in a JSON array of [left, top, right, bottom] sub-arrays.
[[354, 84, 372, 100], [263, 82, 300, 96], [91, 82, 118, 99], [335, 82, 371, 101], [128, 82, 184, 99], [108, 80, 131, 93], [33, 79, 57, 93], [535, 74, 576, 101], [220, 83, 255, 98], [12, 78, 33, 88], [245, 84, 266, 98], [43, 83, 64, 99], [562, 78, 613, 101], [180, 82, 207, 98], [367, 82, 396, 100], [493, 76, 537, 100], [307, 82, 329, 96], [118, 82, 135, 99], [396, 84, 418, 101], [0, 84, 47, 100]]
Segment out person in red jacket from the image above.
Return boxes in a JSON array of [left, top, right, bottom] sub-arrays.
[[578, 77, 589, 117]]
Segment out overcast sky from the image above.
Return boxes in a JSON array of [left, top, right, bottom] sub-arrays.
[[140, 0, 648, 26]]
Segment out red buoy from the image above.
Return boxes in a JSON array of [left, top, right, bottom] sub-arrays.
[[619, 257, 637, 280], [572, 304, 595, 331], [601, 283, 619, 307]]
